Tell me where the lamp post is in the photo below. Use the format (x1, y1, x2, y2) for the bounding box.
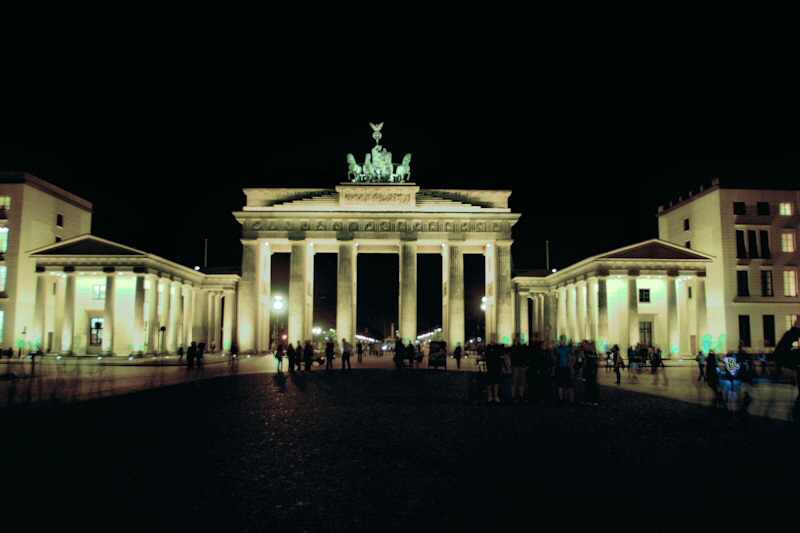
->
(271, 295, 285, 351)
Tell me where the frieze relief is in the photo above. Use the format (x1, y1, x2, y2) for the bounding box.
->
(249, 218, 503, 235)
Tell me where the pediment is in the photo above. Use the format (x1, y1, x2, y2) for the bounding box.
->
(29, 235, 148, 257)
(598, 239, 712, 261)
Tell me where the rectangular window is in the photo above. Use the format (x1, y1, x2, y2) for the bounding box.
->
(761, 270, 774, 296)
(748, 230, 760, 258)
(639, 321, 652, 346)
(737, 271, 750, 296)
(784, 270, 798, 297)
(782, 232, 796, 253)
(639, 288, 650, 303)
(89, 317, 104, 345)
(779, 202, 793, 216)
(92, 285, 106, 300)
(56, 214, 64, 227)
(734, 202, 746, 215)
(0, 265, 6, 292)
(685, 241, 691, 249)
(736, 230, 747, 259)
(0, 196, 10, 209)
(763, 315, 776, 347)
(688, 286, 693, 299)
(760, 230, 771, 258)
(757, 202, 770, 215)
(738, 315, 751, 347)
(683, 218, 690, 231)
(0, 227, 8, 254)
(0, 310, 4, 344)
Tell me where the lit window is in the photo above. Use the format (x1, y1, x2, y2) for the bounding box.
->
(0, 265, 6, 292)
(784, 270, 798, 297)
(782, 232, 796, 253)
(0, 227, 7, 253)
(92, 285, 106, 300)
(779, 202, 793, 216)
(0, 196, 9, 209)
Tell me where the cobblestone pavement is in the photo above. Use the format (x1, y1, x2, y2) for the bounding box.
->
(1, 354, 798, 532)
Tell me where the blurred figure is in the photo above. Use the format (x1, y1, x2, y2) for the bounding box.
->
(303, 340, 313, 371)
(553, 336, 574, 404)
(611, 344, 622, 384)
(453, 344, 462, 370)
(287, 343, 296, 372)
(509, 334, 528, 402)
(581, 340, 599, 405)
(695, 350, 707, 381)
(706, 350, 723, 411)
(767, 316, 800, 424)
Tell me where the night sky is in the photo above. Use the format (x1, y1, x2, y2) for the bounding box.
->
(3, 42, 799, 338)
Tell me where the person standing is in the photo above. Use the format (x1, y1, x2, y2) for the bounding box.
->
(553, 336, 574, 404)
(509, 334, 528, 402)
(325, 339, 335, 371)
(611, 344, 622, 384)
(177, 345, 184, 365)
(304, 340, 314, 372)
(581, 340, 599, 405)
(357, 341, 364, 364)
(485, 338, 505, 402)
(287, 343, 296, 372)
(275, 343, 284, 372)
(695, 350, 707, 381)
(186, 341, 197, 370)
(341, 338, 352, 371)
(706, 350, 723, 410)
(453, 344, 462, 370)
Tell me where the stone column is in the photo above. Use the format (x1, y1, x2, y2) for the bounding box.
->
(53, 275, 65, 354)
(628, 274, 639, 346)
(132, 274, 146, 355)
(587, 279, 598, 344)
(483, 244, 495, 342)
(695, 275, 709, 352)
(446, 242, 465, 350)
(288, 240, 309, 346)
(556, 287, 567, 342)
(213, 292, 223, 352)
(161, 278, 172, 354)
(147, 277, 159, 354)
(398, 241, 417, 345)
(237, 240, 258, 353)
(518, 293, 529, 343)
(545, 291, 556, 343)
(183, 286, 194, 348)
(337, 241, 357, 347)
(167, 282, 179, 353)
(33, 272, 47, 351)
(222, 289, 234, 352)
(576, 281, 587, 341)
(666, 274, 679, 356)
(495, 242, 514, 345)
(597, 277, 609, 348)
(102, 273, 115, 355)
(567, 285, 577, 343)
(63, 272, 76, 355)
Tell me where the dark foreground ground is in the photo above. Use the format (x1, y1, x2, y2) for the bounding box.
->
(2, 369, 798, 533)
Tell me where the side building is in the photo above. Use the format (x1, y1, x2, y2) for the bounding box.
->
(656, 178, 799, 354)
(0, 171, 92, 353)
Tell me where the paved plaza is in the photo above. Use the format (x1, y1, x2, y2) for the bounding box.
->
(1, 352, 798, 532)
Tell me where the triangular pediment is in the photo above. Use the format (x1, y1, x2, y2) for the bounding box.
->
(598, 239, 712, 261)
(29, 234, 148, 257)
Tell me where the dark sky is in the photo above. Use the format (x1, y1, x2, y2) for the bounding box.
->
(2, 42, 799, 337)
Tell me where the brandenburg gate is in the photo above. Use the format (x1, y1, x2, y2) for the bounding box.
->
(233, 124, 520, 352)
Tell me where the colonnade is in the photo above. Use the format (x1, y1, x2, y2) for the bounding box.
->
(31, 269, 235, 355)
(521, 272, 709, 355)
(237, 239, 516, 353)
